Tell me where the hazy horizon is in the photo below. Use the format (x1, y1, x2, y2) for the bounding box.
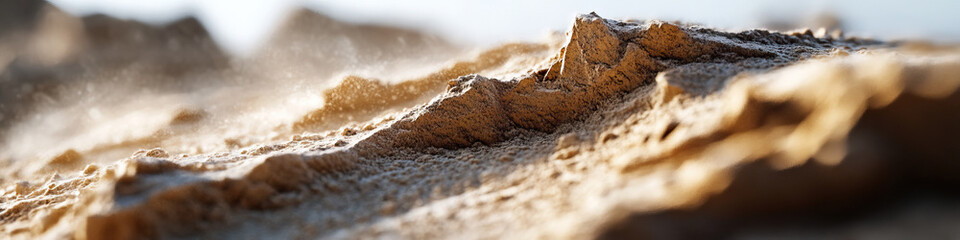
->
(48, 0, 960, 55)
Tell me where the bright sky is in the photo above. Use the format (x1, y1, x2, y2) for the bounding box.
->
(48, 0, 960, 55)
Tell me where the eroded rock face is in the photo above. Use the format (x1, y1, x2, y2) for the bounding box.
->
(3, 11, 960, 240)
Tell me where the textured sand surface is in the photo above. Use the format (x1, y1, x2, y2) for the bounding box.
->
(2, 6, 960, 240)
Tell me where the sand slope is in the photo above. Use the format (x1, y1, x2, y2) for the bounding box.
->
(2, 10, 960, 240)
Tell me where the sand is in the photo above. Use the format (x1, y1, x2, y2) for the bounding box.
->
(2, 5, 960, 240)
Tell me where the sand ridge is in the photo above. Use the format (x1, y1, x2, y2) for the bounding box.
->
(1, 10, 960, 240)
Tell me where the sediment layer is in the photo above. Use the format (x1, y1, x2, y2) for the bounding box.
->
(2, 12, 960, 240)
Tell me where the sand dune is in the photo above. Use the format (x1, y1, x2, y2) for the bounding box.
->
(1, 6, 960, 240)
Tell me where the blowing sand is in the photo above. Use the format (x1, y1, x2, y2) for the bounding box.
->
(2, 5, 960, 240)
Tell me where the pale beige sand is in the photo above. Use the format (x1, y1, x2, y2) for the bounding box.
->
(1, 6, 960, 240)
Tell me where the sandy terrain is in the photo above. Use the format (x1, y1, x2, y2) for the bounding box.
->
(2, 3, 960, 240)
